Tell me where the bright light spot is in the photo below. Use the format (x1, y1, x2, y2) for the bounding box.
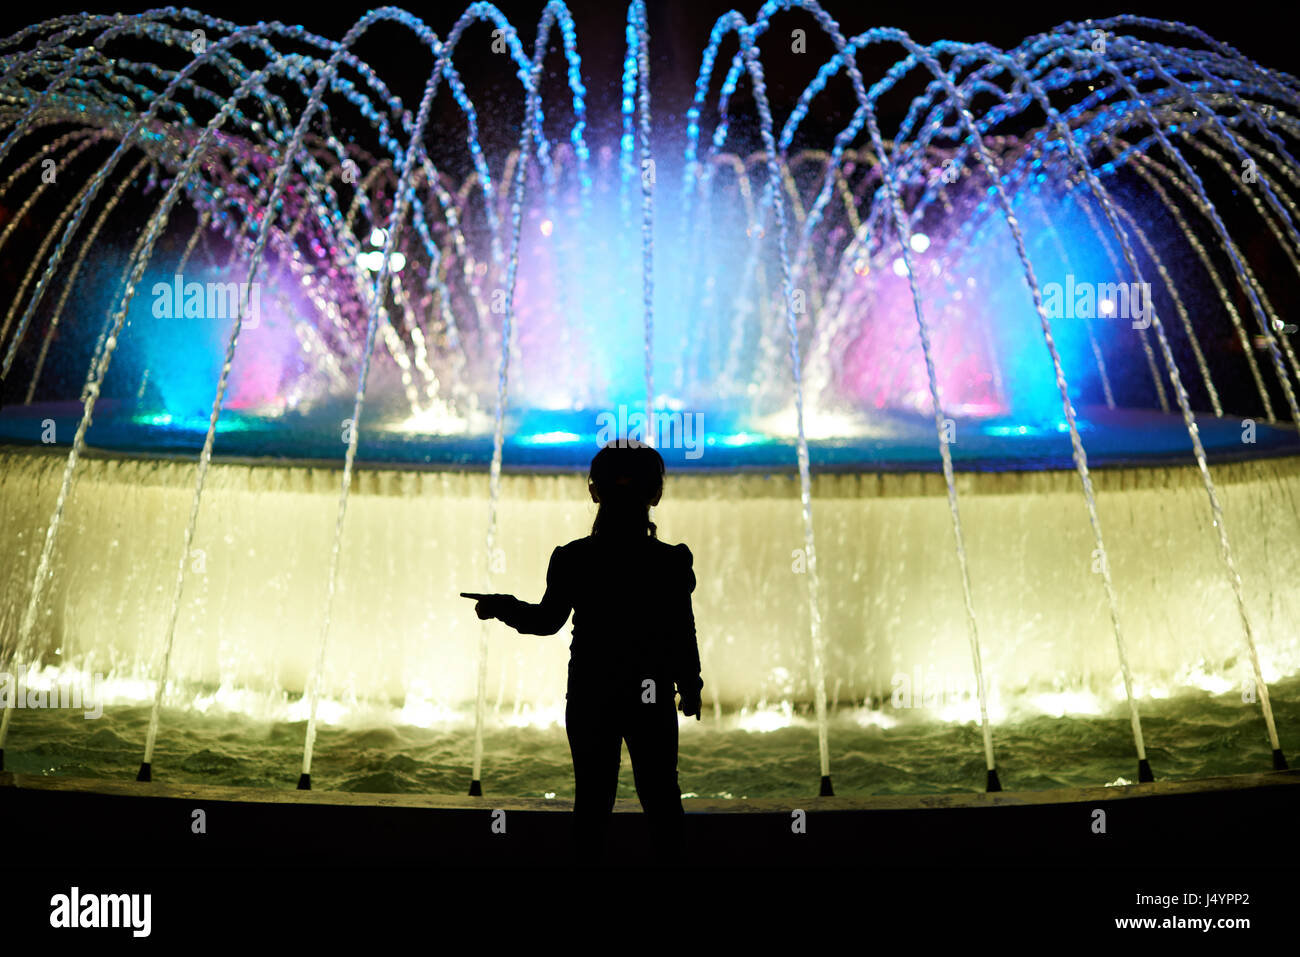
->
(853, 257, 870, 276)
(358, 251, 405, 274)
(892, 257, 909, 277)
(287, 695, 346, 726)
(1099, 299, 1115, 316)
(950, 400, 1004, 417)
(369, 227, 388, 248)
(909, 232, 931, 253)
(193, 684, 290, 717)
(1194, 673, 1235, 695)
(544, 792, 556, 799)
(518, 431, 581, 445)
(398, 697, 461, 728)
(15, 665, 154, 707)
(935, 699, 977, 723)
(382, 402, 479, 436)
(539, 219, 554, 237)
(853, 708, 898, 730)
(938, 697, 1006, 724)
(736, 710, 790, 733)
(757, 408, 885, 440)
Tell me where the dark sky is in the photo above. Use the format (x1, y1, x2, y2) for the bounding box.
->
(3, 1, 1293, 172)
(2, 2, 1293, 121)
(3, 1, 1289, 63)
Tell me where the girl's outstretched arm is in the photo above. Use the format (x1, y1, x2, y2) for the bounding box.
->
(470, 546, 572, 636)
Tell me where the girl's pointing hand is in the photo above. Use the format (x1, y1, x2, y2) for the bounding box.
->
(459, 592, 515, 621)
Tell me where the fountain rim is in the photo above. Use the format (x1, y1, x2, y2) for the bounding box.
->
(5, 439, 1300, 497)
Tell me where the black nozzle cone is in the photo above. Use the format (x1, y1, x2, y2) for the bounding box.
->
(819, 775, 833, 796)
(136, 762, 152, 782)
(986, 769, 1002, 792)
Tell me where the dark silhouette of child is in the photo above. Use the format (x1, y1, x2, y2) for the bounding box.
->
(463, 439, 702, 866)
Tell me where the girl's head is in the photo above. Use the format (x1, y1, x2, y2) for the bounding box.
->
(588, 439, 665, 539)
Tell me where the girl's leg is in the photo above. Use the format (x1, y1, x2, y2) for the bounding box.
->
(624, 698, 684, 865)
(564, 696, 622, 865)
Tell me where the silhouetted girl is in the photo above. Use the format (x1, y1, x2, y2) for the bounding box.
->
(463, 439, 702, 864)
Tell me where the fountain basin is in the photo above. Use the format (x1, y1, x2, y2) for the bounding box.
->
(1, 419, 1296, 730)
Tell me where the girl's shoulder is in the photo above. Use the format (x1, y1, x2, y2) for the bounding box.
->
(666, 540, 693, 562)
(563, 536, 692, 560)
(564, 537, 693, 588)
(652, 539, 695, 573)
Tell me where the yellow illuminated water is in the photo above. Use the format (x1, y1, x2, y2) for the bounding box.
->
(1, 446, 1297, 792)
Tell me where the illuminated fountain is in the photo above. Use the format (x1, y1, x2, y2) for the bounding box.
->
(0, 4, 1297, 797)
